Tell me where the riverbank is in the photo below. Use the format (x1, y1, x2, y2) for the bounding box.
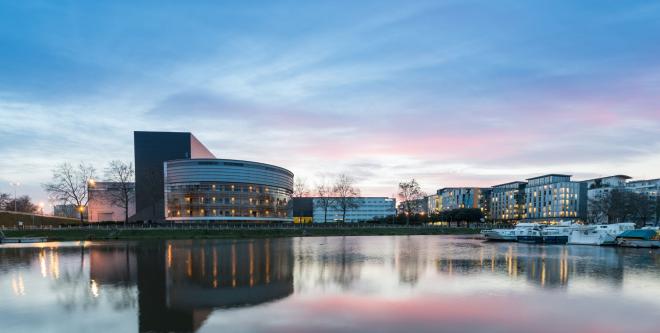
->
(2, 226, 481, 241)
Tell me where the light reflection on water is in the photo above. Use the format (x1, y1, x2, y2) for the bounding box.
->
(0, 236, 658, 333)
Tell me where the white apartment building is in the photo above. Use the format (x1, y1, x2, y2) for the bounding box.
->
(312, 197, 396, 223)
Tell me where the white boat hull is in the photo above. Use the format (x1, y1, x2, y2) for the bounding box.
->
(0, 237, 48, 244)
(481, 230, 516, 242)
(568, 233, 616, 246)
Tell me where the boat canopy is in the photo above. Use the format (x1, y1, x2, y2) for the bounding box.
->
(617, 229, 658, 240)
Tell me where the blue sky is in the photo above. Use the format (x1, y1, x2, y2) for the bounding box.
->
(1, 0, 660, 205)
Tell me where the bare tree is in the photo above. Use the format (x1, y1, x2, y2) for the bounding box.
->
(398, 179, 426, 225)
(43, 162, 96, 224)
(607, 189, 631, 223)
(656, 195, 660, 226)
(332, 174, 360, 223)
(628, 192, 653, 227)
(587, 196, 610, 224)
(293, 177, 310, 198)
(3, 195, 37, 213)
(104, 160, 135, 225)
(315, 182, 333, 223)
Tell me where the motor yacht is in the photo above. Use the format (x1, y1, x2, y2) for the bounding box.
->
(541, 222, 578, 244)
(481, 228, 516, 242)
(568, 223, 635, 246)
(514, 223, 544, 244)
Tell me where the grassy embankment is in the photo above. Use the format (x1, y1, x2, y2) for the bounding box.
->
(0, 211, 78, 228)
(1, 211, 481, 241)
(3, 225, 480, 241)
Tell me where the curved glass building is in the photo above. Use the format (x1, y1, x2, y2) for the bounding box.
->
(164, 159, 294, 222)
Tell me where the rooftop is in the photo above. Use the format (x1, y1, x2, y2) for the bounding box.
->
(525, 174, 572, 181)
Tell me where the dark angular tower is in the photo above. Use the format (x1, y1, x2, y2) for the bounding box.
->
(133, 131, 215, 221)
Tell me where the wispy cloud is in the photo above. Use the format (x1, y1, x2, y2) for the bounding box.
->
(0, 0, 659, 202)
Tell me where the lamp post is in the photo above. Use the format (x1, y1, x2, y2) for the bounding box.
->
(9, 181, 20, 212)
(87, 179, 95, 222)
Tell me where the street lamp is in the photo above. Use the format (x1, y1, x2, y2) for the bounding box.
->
(9, 181, 20, 212)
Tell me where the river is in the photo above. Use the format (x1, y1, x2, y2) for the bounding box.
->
(1, 235, 659, 332)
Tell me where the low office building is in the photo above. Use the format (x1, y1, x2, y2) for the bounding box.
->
(292, 197, 396, 223)
(87, 181, 136, 222)
(292, 197, 314, 224)
(164, 159, 294, 222)
(490, 181, 527, 222)
(398, 197, 429, 216)
(54, 204, 85, 219)
(523, 174, 587, 224)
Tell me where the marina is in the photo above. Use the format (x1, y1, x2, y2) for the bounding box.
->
(481, 222, 655, 247)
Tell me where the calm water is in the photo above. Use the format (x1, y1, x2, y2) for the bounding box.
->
(1, 236, 659, 333)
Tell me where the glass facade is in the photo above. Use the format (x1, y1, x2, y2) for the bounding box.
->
(166, 182, 291, 220)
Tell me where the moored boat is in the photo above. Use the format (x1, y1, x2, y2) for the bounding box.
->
(0, 230, 47, 244)
(616, 229, 660, 248)
(568, 223, 635, 246)
(481, 228, 516, 242)
(0, 237, 49, 244)
(542, 223, 578, 244)
(514, 223, 543, 244)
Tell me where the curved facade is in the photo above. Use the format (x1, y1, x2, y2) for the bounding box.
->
(164, 159, 294, 222)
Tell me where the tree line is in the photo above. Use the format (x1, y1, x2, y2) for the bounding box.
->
(294, 174, 361, 223)
(588, 189, 659, 226)
(0, 192, 38, 213)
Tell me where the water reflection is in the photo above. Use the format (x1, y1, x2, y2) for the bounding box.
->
(0, 236, 658, 333)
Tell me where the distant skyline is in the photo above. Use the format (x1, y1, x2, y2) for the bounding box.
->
(1, 1, 660, 206)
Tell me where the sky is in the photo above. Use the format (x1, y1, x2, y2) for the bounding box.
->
(1, 0, 660, 207)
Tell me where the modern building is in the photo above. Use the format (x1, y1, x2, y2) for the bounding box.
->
(437, 187, 491, 214)
(292, 197, 396, 223)
(292, 197, 314, 224)
(164, 159, 294, 222)
(87, 181, 136, 222)
(490, 181, 527, 222)
(522, 174, 587, 224)
(135, 131, 294, 223)
(426, 194, 441, 214)
(397, 197, 429, 216)
(134, 131, 215, 222)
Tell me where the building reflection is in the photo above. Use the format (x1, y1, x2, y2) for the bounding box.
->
(0, 239, 293, 333)
(92, 239, 295, 332)
(434, 243, 625, 288)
